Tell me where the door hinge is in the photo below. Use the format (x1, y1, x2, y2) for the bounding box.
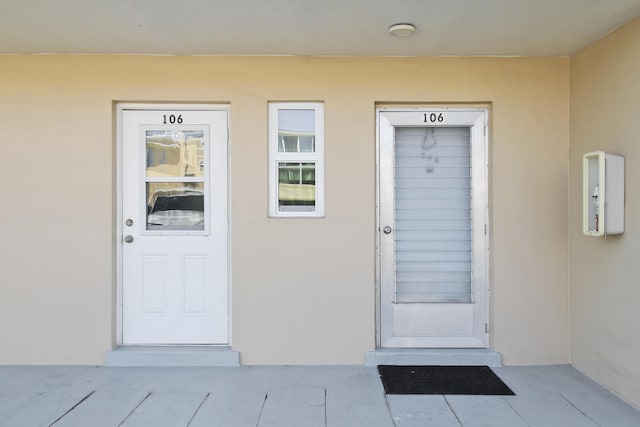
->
(484, 224, 487, 235)
(485, 323, 489, 334)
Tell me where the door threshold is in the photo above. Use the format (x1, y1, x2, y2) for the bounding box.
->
(105, 346, 240, 367)
(364, 349, 502, 367)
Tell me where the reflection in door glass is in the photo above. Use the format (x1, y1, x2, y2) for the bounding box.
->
(146, 182, 205, 230)
(146, 130, 205, 177)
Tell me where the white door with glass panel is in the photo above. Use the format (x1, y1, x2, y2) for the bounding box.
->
(120, 105, 228, 345)
(378, 108, 488, 348)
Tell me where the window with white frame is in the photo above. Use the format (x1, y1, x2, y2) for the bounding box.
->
(268, 102, 324, 217)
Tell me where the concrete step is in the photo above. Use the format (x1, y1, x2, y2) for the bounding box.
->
(364, 349, 502, 367)
(105, 346, 240, 367)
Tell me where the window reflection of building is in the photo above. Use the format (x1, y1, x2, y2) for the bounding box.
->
(269, 103, 324, 217)
(278, 130, 315, 153)
(146, 130, 205, 178)
(277, 129, 316, 208)
(145, 130, 206, 230)
(278, 162, 315, 206)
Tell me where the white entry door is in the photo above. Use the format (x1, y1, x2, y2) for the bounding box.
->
(378, 108, 488, 348)
(119, 105, 229, 345)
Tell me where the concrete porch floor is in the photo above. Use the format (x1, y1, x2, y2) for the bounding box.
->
(0, 365, 639, 426)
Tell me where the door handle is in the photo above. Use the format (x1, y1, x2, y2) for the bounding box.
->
(383, 226, 392, 234)
(124, 235, 134, 243)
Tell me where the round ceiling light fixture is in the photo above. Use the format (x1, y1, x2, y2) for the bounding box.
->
(388, 23, 416, 37)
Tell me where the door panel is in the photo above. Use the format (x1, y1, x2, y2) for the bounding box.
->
(378, 108, 488, 348)
(184, 256, 208, 314)
(120, 106, 228, 345)
(142, 255, 167, 313)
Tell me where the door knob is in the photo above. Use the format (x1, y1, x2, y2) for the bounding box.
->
(124, 235, 134, 243)
(383, 226, 392, 234)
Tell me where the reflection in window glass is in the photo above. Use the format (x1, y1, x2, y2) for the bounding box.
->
(277, 110, 315, 153)
(146, 130, 205, 177)
(278, 162, 315, 212)
(146, 182, 205, 230)
(269, 102, 323, 217)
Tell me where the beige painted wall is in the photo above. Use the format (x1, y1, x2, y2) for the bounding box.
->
(0, 55, 569, 365)
(570, 17, 640, 408)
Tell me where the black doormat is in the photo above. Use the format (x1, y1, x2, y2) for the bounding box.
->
(378, 365, 515, 395)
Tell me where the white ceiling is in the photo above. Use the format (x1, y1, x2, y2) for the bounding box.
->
(2, 0, 640, 56)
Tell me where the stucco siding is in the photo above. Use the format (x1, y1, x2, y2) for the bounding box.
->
(0, 55, 569, 365)
(570, 16, 640, 408)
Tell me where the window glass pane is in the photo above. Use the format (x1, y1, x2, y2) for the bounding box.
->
(298, 136, 315, 152)
(146, 130, 205, 177)
(277, 110, 315, 153)
(278, 162, 315, 212)
(146, 182, 205, 230)
(281, 135, 299, 152)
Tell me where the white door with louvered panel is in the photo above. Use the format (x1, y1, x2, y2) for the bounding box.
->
(378, 108, 488, 348)
(119, 105, 229, 345)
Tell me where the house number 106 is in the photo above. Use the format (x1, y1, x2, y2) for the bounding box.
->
(424, 113, 444, 123)
(163, 114, 183, 124)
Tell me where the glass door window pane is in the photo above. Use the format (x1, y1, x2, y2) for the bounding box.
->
(144, 127, 207, 232)
(146, 182, 205, 230)
(146, 130, 205, 177)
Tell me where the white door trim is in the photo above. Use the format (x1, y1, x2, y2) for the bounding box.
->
(115, 103, 231, 346)
(375, 106, 490, 348)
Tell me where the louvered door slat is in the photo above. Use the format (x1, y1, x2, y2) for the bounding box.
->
(394, 127, 472, 303)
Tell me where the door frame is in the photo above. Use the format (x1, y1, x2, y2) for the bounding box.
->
(115, 103, 231, 346)
(375, 105, 491, 348)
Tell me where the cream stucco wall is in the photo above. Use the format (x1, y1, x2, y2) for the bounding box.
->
(570, 17, 640, 408)
(0, 55, 569, 365)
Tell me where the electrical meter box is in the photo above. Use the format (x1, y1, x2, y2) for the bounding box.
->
(583, 151, 624, 237)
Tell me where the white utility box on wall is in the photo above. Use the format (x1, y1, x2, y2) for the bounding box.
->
(583, 151, 625, 237)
